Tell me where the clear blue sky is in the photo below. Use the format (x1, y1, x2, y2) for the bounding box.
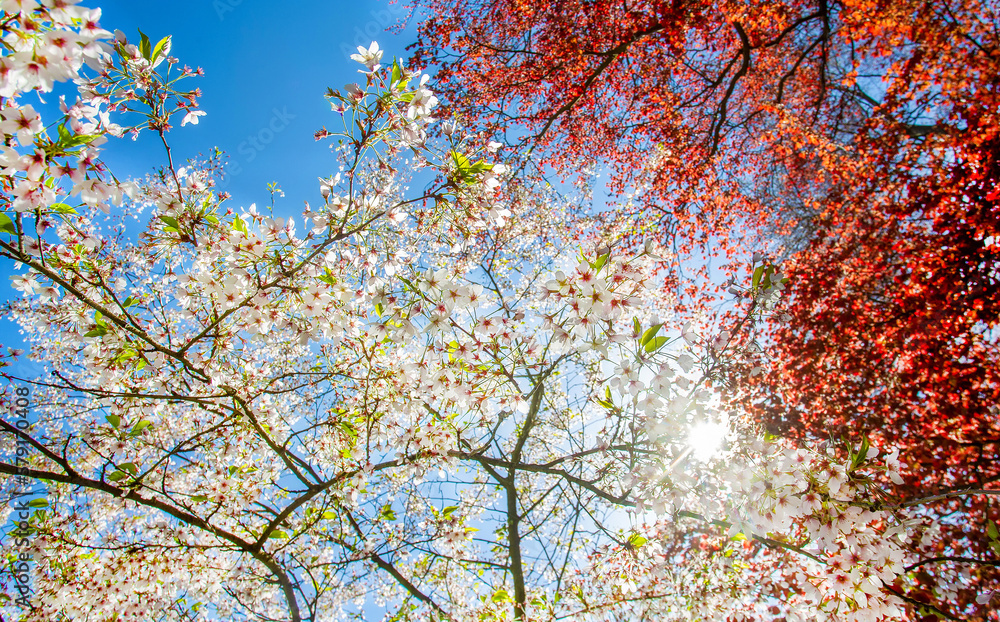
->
(95, 0, 420, 208)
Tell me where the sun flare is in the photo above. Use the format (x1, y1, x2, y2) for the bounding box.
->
(688, 421, 727, 462)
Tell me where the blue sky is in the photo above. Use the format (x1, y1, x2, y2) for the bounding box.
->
(94, 0, 421, 208)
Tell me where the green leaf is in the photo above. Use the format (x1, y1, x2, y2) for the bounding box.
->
(988, 520, 999, 541)
(50, 203, 78, 216)
(338, 421, 357, 440)
(123, 296, 139, 308)
(644, 335, 668, 353)
(593, 252, 609, 272)
(151, 35, 171, 63)
(442, 505, 458, 519)
(380, 505, 397, 522)
(627, 533, 647, 548)
(106, 414, 121, 428)
(851, 436, 871, 471)
(322, 510, 337, 520)
(118, 462, 137, 475)
(268, 530, 288, 539)
(751, 265, 765, 290)
(27, 498, 48, 508)
(115, 348, 138, 363)
(84, 326, 109, 338)
(492, 589, 511, 604)
(640, 324, 662, 347)
(138, 29, 152, 60)
(632, 317, 641, 335)
(231, 215, 247, 233)
(190, 495, 209, 502)
(468, 160, 492, 175)
(159, 215, 179, 229)
(56, 132, 101, 151)
(130, 420, 153, 436)
(0, 213, 17, 234)
(108, 470, 128, 482)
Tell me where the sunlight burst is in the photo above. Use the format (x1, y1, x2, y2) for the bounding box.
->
(688, 420, 727, 461)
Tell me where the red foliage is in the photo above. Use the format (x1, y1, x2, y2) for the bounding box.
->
(412, 0, 1000, 616)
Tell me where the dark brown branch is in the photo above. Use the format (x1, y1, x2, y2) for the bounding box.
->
(709, 23, 752, 156)
(532, 24, 664, 144)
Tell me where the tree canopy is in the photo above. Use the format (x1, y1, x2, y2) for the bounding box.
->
(0, 2, 997, 622)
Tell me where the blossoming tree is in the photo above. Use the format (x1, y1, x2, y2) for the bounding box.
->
(0, 3, 996, 622)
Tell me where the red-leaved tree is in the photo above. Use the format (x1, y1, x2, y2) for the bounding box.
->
(411, 0, 1000, 617)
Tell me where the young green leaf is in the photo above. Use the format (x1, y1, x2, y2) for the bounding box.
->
(138, 29, 152, 60)
(644, 335, 669, 353)
(640, 324, 662, 347)
(0, 213, 17, 235)
(627, 533, 647, 548)
(492, 589, 511, 603)
(151, 35, 171, 63)
(130, 420, 153, 436)
(159, 215, 180, 229)
(84, 326, 109, 338)
(380, 505, 397, 521)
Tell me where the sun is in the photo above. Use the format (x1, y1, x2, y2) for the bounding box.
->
(688, 420, 727, 461)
